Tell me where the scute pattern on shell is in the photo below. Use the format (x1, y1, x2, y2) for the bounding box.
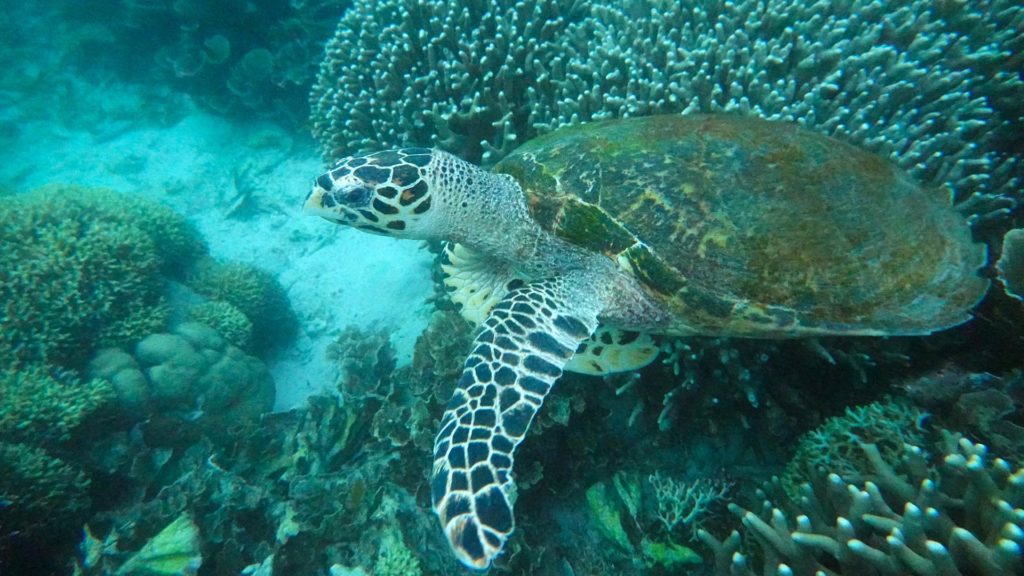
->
(494, 115, 987, 337)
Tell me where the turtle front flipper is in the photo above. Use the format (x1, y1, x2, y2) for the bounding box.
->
(431, 277, 600, 569)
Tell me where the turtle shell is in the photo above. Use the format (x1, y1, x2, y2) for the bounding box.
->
(493, 114, 986, 337)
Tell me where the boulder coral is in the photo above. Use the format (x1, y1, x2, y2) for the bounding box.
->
(87, 322, 275, 430)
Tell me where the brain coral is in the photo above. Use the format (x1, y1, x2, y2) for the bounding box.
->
(311, 0, 1022, 203)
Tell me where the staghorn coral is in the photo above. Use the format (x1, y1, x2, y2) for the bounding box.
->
(649, 473, 732, 538)
(699, 432, 1024, 575)
(583, 471, 712, 570)
(311, 0, 1022, 206)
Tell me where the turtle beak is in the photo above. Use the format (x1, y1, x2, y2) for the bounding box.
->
(303, 176, 348, 222)
(303, 181, 330, 215)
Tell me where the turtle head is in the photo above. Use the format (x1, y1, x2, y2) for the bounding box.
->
(307, 148, 533, 249)
(304, 147, 439, 238)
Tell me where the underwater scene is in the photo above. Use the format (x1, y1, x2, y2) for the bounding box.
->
(0, 0, 1022, 575)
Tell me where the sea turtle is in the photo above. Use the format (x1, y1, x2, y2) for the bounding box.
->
(303, 114, 986, 569)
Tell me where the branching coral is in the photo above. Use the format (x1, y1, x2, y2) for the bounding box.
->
(0, 442, 91, 537)
(0, 367, 114, 445)
(312, 0, 1022, 205)
(187, 257, 298, 355)
(0, 186, 192, 369)
(0, 185, 206, 369)
(583, 471, 711, 570)
(649, 473, 732, 537)
(310, 0, 593, 163)
(700, 432, 1024, 575)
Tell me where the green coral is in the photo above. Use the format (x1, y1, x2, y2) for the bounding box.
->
(187, 257, 297, 354)
(372, 526, 422, 576)
(0, 441, 90, 535)
(780, 398, 926, 497)
(0, 367, 115, 444)
(0, 367, 113, 539)
(700, 431, 1024, 575)
(585, 472, 705, 570)
(132, 323, 275, 426)
(186, 300, 253, 351)
(0, 185, 205, 369)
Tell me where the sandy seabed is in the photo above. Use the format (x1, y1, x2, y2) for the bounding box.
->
(0, 86, 435, 411)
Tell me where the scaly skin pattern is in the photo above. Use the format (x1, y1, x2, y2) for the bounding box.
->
(303, 115, 985, 569)
(305, 146, 665, 569)
(430, 276, 601, 568)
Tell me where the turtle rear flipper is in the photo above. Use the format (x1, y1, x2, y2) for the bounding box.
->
(431, 277, 601, 569)
(567, 327, 659, 375)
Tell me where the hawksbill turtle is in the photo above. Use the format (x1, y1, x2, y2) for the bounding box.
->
(303, 114, 986, 569)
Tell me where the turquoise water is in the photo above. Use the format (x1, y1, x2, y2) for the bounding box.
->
(1, 1, 1022, 575)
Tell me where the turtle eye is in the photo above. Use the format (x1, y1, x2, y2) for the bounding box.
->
(340, 185, 373, 206)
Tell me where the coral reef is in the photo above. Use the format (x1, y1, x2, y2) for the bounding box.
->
(59, 0, 350, 122)
(700, 431, 1024, 575)
(0, 441, 91, 538)
(187, 257, 299, 355)
(311, 0, 1022, 212)
(79, 513, 203, 576)
(998, 228, 1024, 300)
(899, 366, 1024, 465)
(780, 399, 927, 497)
(583, 470, 717, 571)
(0, 186, 189, 369)
(0, 367, 115, 445)
(186, 300, 254, 351)
(87, 322, 275, 434)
